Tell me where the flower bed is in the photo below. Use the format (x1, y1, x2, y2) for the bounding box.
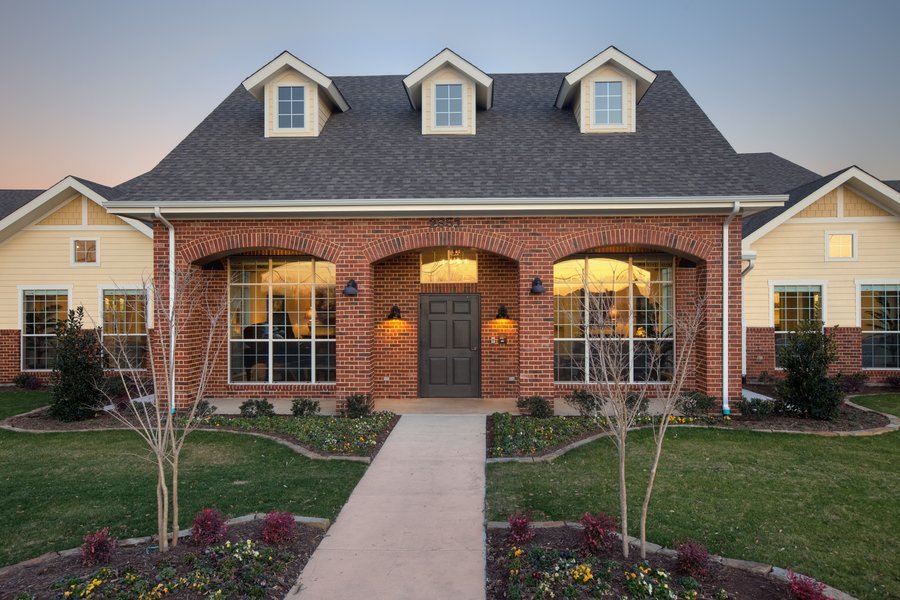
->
(488, 413, 609, 458)
(202, 412, 398, 457)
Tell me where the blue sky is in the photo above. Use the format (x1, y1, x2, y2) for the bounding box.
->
(0, 0, 898, 188)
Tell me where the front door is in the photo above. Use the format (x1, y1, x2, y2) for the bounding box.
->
(419, 294, 480, 397)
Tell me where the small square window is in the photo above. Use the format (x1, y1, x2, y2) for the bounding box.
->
(73, 239, 97, 264)
(277, 86, 305, 129)
(827, 233, 855, 260)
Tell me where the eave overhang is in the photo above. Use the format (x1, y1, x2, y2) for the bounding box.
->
(242, 51, 350, 112)
(555, 46, 657, 109)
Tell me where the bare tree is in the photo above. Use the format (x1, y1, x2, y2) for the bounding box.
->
(98, 266, 226, 552)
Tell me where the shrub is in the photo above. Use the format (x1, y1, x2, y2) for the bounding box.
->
(81, 527, 115, 566)
(342, 394, 371, 418)
(886, 376, 900, 391)
(516, 396, 553, 418)
(735, 396, 775, 419)
(291, 397, 320, 417)
(788, 571, 828, 600)
(579, 511, 617, 553)
(191, 508, 228, 546)
(262, 511, 298, 545)
(757, 371, 775, 385)
(192, 399, 217, 419)
(49, 307, 104, 422)
(836, 371, 868, 394)
(101, 376, 128, 401)
(506, 512, 535, 544)
(12, 373, 41, 390)
(680, 391, 718, 417)
(239, 398, 275, 418)
(676, 540, 710, 579)
(775, 320, 844, 420)
(565, 389, 604, 417)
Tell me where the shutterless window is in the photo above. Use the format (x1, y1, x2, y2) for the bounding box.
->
(773, 285, 822, 367)
(22, 290, 68, 370)
(553, 255, 674, 383)
(861, 284, 900, 369)
(101, 290, 148, 370)
(228, 257, 335, 384)
(73, 240, 97, 264)
(277, 86, 305, 129)
(420, 248, 477, 283)
(435, 84, 463, 127)
(594, 81, 623, 125)
(827, 233, 854, 259)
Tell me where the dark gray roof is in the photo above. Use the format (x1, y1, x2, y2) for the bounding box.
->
(73, 176, 128, 200)
(0, 189, 43, 220)
(887, 180, 900, 192)
(739, 152, 821, 195)
(118, 71, 764, 204)
(742, 168, 848, 237)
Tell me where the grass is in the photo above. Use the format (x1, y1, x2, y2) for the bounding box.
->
(0, 388, 51, 420)
(487, 419, 899, 599)
(0, 391, 367, 567)
(852, 392, 900, 417)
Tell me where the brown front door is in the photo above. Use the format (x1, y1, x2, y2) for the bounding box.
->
(419, 294, 480, 397)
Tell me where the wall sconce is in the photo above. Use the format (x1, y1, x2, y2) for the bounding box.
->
(495, 304, 510, 319)
(342, 279, 358, 296)
(387, 305, 402, 320)
(530, 277, 546, 294)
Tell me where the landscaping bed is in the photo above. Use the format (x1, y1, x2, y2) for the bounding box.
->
(2, 519, 323, 599)
(487, 527, 790, 599)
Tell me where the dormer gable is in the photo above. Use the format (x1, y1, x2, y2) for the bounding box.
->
(555, 46, 657, 134)
(242, 51, 349, 138)
(402, 49, 493, 136)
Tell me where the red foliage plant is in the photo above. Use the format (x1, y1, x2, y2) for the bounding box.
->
(81, 527, 116, 566)
(507, 512, 535, 544)
(788, 572, 828, 600)
(579, 512, 618, 553)
(676, 540, 710, 579)
(191, 508, 228, 546)
(262, 511, 298, 545)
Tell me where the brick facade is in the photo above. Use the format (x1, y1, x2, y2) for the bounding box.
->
(0, 330, 21, 383)
(153, 215, 745, 411)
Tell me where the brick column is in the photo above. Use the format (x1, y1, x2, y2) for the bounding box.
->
(0, 330, 21, 384)
(745, 327, 776, 382)
(518, 250, 553, 403)
(336, 259, 374, 412)
(827, 327, 862, 376)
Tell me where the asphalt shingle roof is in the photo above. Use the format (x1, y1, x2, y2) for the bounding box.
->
(118, 71, 764, 204)
(742, 168, 848, 237)
(886, 180, 900, 192)
(0, 189, 43, 221)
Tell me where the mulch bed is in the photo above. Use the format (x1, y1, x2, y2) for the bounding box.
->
(0, 520, 324, 599)
(722, 402, 888, 432)
(486, 415, 609, 459)
(486, 527, 791, 599)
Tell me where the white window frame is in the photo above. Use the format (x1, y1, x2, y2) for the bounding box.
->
(18, 285, 72, 372)
(274, 84, 306, 131)
(769, 280, 827, 370)
(432, 82, 466, 130)
(70, 237, 100, 267)
(98, 286, 149, 372)
(824, 230, 857, 262)
(856, 279, 900, 371)
(592, 80, 625, 127)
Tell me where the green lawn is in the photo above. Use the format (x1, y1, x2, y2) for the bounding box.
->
(0, 391, 367, 567)
(0, 388, 51, 419)
(487, 408, 899, 599)
(852, 393, 900, 417)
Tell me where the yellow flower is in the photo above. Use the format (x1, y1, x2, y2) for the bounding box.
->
(514, 548, 524, 557)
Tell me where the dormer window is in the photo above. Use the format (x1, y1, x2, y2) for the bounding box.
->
(594, 81, 623, 125)
(277, 86, 305, 129)
(435, 84, 463, 127)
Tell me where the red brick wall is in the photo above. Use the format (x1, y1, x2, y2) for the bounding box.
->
(828, 327, 862, 377)
(153, 215, 743, 410)
(745, 327, 776, 382)
(0, 330, 21, 384)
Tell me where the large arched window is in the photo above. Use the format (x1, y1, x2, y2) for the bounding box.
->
(554, 254, 674, 383)
(228, 256, 336, 383)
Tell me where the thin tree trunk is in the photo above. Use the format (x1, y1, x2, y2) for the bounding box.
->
(157, 458, 170, 553)
(618, 440, 629, 558)
(639, 429, 667, 559)
(170, 452, 180, 548)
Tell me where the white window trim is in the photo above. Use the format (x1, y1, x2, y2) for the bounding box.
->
(98, 285, 149, 372)
(591, 80, 625, 127)
(824, 230, 857, 262)
(768, 280, 828, 328)
(18, 285, 72, 372)
(272, 84, 310, 133)
(588, 77, 635, 131)
(70, 237, 100, 267)
(431, 81, 468, 131)
(855, 279, 900, 371)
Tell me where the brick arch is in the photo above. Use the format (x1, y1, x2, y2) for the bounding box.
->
(363, 228, 525, 263)
(180, 231, 342, 265)
(547, 225, 714, 263)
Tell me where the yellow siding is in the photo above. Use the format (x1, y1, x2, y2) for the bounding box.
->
(86, 200, 124, 225)
(744, 218, 900, 328)
(264, 70, 318, 138)
(317, 88, 332, 134)
(844, 188, 890, 217)
(421, 66, 476, 135)
(796, 190, 837, 218)
(37, 196, 83, 225)
(0, 227, 153, 329)
(579, 65, 636, 134)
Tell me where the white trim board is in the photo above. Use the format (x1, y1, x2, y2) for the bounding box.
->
(242, 51, 349, 112)
(403, 48, 493, 111)
(768, 280, 829, 328)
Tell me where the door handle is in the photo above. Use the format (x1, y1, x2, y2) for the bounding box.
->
(472, 346, 479, 351)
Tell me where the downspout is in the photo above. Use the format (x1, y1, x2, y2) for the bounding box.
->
(721, 202, 740, 415)
(740, 254, 757, 382)
(154, 207, 177, 414)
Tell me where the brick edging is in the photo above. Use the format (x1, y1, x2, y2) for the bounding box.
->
(0, 512, 331, 580)
(484, 521, 857, 600)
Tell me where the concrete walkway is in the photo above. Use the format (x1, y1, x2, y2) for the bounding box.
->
(289, 414, 486, 600)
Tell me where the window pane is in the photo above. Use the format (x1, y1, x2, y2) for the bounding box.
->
(435, 113, 449, 127)
(278, 87, 291, 101)
(278, 115, 291, 128)
(448, 112, 463, 127)
(773, 286, 821, 333)
(828, 234, 853, 258)
(435, 84, 463, 127)
(420, 248, 477, 283)
(554, 340, 585, 382)
(21, 290, 68, 370)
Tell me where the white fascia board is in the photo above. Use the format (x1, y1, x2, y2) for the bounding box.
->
(403, 49, 494, 110)
(556, 46, 658, 109)
(743, 166, 900, 247)
(242, 51, 349, 112)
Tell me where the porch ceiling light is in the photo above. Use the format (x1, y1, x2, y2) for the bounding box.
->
(343, 279, 359, 296)
(530, 277, 546, 294)
(496, 304, 510, 320)
(387, 305, 402, 320)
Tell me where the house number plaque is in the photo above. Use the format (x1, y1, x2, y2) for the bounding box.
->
(429, 217, 462, 228)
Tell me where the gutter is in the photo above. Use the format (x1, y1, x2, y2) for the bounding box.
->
(722, 202, 740, 415)
(154, 207, 176, 414)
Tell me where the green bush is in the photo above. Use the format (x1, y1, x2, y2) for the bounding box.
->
(48, 307, 104, 422)
(342, 394, 371, 418)
(680, 391, 718, 417)
(775, 320, 844, 420)
(836, 371, 868, 394)
(291, 398, 320, 417)
(13, 373, 42, 390)
(735, 396, 775, 418)
(516, 396, 553, 418)
(564, 389, 604, 417)
(238, 398, 275, 418)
